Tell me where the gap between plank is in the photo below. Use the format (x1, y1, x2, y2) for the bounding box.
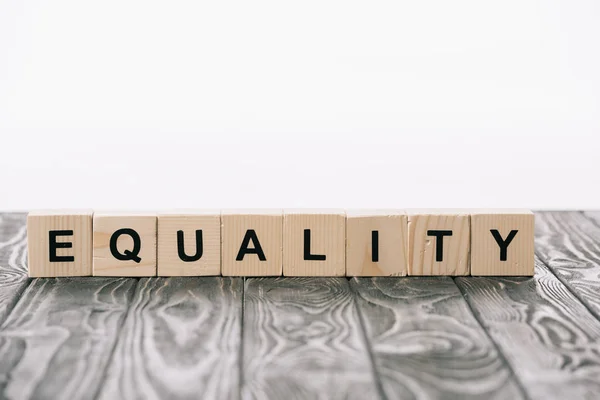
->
(452, 277, 531, 400)
(348, 278, 388, 400)
(238, 277, 245, 400)
(91, 277, 140, 400)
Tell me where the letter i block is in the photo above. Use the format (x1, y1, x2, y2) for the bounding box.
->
(221, 209, 283, 276)
(283, 209, 346, 277)
(157, 211, 221, 276)
(346, 210, 408, 276)
(407, 209, 470, 276)
(93, 212, 157, 276)
(470, 209, 534, 276)
(27, 210, 93, 277)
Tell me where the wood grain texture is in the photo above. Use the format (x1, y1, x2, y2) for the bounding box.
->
(351, 276, 523, 400)
(0, 213, 29, 324)
(283, 210, 346, 277)
(27, 210, 93, 277)
(407, 210, 470, 276)
(535, 211, 600, 316)
(243, 277, 380, 399)
(470, 209, 534, 276)
(98, 277, 242, 400)
(0, 277, 135, 400)
(93, 213, 157, 277)
(455, 256, 600, 399)
(157, 211, 221, 276)
(222, 210, 282, 276)
(346, 210, 408, 277)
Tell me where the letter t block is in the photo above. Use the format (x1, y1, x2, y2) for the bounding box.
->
(470, 209, 534, 276)
(27, 210, 93, 277)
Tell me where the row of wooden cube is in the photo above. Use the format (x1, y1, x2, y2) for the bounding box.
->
(27, 209, 534, 277)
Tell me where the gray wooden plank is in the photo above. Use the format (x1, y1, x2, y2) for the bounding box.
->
(0, 277, 136, 400)
(582, 211, 600, 227)
(535, 211, 600, 316)
(243, 277, 380, 400)
(351, 276, 523, 400)
(97, 277, 243, 400)
(0, 213, 29, 324)
(455, 256, 600, 399)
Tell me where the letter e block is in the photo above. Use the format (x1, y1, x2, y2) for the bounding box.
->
(283, 209, 345, 277)
(471, 209, 534, 276)
(346, 210, 408, 276)
(27, 210, 93, 277)
(407, 209, 470, 276)
(158, 210, 221, 276)
(93, 212, 157, 276)
(221, 209, 282, 276)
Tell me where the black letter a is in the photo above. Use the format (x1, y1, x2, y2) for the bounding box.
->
(236, 229, 267, 261)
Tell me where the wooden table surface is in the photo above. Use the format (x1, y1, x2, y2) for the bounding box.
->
(1, 211, 600, 399)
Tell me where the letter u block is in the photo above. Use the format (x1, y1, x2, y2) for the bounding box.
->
(470, 209, 534, 276)
(407, 209, 470, 276)
(157, 211, 221, 276)
(283, 209, 346, 277)
(93, 212, 157, 276)
(27, 210, 93, 277)
(221, 209, 283, 276)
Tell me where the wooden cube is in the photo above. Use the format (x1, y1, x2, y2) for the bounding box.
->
(27, 210, 93, 277)
(470, 209, 534, 276)
(283, 209, 345, 277)
(221, 209, 282, 276)
(346, 210, 408, 276)
(93, 212, 157, 276)
(407, 209, 470, 276)
(157, 210, 221, 276)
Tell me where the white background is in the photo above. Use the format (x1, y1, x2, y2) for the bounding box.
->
(1, 0, 598, 210)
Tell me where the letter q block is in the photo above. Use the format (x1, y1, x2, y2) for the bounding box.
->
(27, 210, 93, 277)
(93, 212, 157, 277)
(470, 209, 534, 276)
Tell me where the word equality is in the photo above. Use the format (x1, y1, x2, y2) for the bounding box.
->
(26, 209, 535, 278)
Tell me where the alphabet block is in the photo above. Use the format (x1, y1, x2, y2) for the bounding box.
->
(157, 210, 221, 276)
(93, 212, 157, 276)
(346, 210, 408, 276)
(283, 209, 345, 276)
(27, 210, 93, 277)
(470, 209, 534, 276)
(221, 209, 282, 276)
(407, 209, 470, 276)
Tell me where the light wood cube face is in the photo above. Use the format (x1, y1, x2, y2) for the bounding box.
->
(408, 210, 470, 276)
(221, 210, 283, 276)
(471, 210, 534, 276)
(27, 210, 93, 277)
(157, 212, 221, 276)
(283, 210, 346, 277)
(93, 213, 157, 277)
(346, 210, 408, 276)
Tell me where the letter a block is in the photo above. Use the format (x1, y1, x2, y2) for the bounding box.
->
(283, 209, 346, 277)
(470, 209, 534, 276)
(221, 210, 283, 276)
(27, 210, 93, 277)
(346, 210, 408, 276)
(93, 212, 157, 276)
(157, 211, 221, 276)
(407, 209, 470, 276)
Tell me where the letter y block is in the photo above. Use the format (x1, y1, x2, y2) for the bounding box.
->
(470, 209, 534, 276)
